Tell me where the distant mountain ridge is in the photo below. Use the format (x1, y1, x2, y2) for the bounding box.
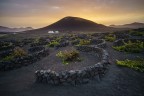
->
(0, 26, 33, 32)
(2, 17, 143, 34)
(109, 22, 144, 29)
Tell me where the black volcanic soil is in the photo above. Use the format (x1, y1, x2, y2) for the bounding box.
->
(33, 46, 101, 72)
(0, 42, 144, 96)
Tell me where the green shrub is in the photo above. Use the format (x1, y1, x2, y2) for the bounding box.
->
(34, 38, 41, 43)
(71, 39, 79, 45)
(130, 31, 144, 36)
(1, 47, 27, 62)
(78, 39, 91, 46)
(13, 47, 27, 57)
(116, 58, 144, 72)
(56, 49, 81, 65)
(48, 40, 60, 47)
(2, 55, 14, 62)
(105, 34, 116, 42)
(113, 40, 144, 53)
(0, 42, 13, 51)
(55, 37, 62, 42)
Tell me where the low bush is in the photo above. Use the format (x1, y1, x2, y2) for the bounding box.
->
(48, 40, 60, 47)
(55, 37, 62, 42)
(71, 39, 79, 45)
(2, 55, 14, 62)
(116, 58, 144, 72)
(34, 37, 41, 43)
(1, 47, 27, 62)
(13, 47, 27, 57)
(105, 34, 116, 42)
(56, 49, 81, 65)
(113, 40, 144, 53)
(78, 39, 91, 46)
(0, 42, 14, 51)
(130, 31, 144, 36)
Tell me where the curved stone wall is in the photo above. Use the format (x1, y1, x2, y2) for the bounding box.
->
(0, 49, 49, 71)
(35, 46, 109, 85)
(71, 39, 106, 48)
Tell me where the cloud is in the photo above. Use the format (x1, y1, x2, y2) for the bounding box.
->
(51, 6, 61, 9)
(0, 0, 144, 27)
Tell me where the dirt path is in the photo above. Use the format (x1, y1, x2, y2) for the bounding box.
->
(0, 42, 144, 96)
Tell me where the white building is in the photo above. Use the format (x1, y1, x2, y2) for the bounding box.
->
(48, 31, 59, 34)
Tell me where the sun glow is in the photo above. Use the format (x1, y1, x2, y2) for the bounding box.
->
(0, 0, 144, 28)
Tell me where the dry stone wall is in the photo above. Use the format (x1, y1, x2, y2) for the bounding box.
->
(35, 45, 109, 85)
(0, 49, 49, 71)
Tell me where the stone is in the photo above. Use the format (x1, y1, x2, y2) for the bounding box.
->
(102, 60, 109, 64)
(35, 70, 41, 77)
(34, 41, 110, 85)
(82, 78, 89, 84)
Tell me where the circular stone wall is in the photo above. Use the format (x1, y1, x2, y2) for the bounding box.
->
(34, 46, 102, 72)
(35, 44, 109, 85)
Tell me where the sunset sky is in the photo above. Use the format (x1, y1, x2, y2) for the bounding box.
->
(0, 0, 144, 28)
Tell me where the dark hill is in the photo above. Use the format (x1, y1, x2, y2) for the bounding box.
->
(24, 16, 117, 34)
(42, 16, 112, 31)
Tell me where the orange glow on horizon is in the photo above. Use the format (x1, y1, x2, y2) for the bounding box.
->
(0, 0, 144, 28)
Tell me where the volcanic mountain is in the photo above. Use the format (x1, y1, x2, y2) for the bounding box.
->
(42, 16, 113, 31)
(25, 16, 116, 33)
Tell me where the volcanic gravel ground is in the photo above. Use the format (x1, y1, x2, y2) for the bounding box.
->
(0, 42, 144, 96)
(33, 46, 101, 72)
